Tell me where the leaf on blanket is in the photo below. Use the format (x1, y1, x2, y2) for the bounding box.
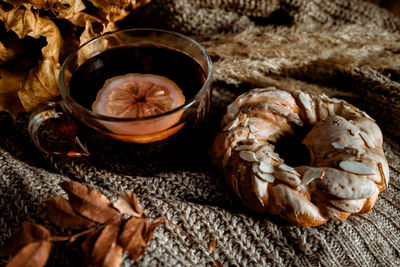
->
(102, 242, 123, 267)
(47, 197, 95, 230)
(2, 180, 185, 266)
(113, 191, 145, 218)
(90, 221, 121, 266)
(118, 217, 149, 260)
(144, 217, 168, 243)
(60, 181, 121, 224)
(0, 222, 50, 257)
(6, 241, 52, 267)
(209, 237, 217, 252)
(215, 259, 224, 267)
(81, 230, 100, 264)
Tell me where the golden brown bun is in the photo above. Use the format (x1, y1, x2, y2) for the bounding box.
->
(211, 88, 389, 226)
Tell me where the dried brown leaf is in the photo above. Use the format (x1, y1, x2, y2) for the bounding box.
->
(85, 0, 128, 22)
(60, 181, 121, 224)
(144, 217, 167, 243)
(0, 68, 26, 118)
(147, 217, 191, 243)
(215, 259, 224, 267)
(209, 237, 217, 252)
(18, 58, 60, 111)
(91, 221, 121, 266)
(118, 217, 149, 260)
(6, 241, 51, 267)
(0, 222, 50, 257)
(81, 230, 100, 264)
(0, 6, 61, 62)
(47, 196, 95, 230)
(85, 0, 150, 22)
(66, 12, 103, 27)
(113, 192, 144, 218)
(0, 5, 62, 112)
(3, 0, 86, 21)
(0, 41, 18, 64)
(102, 243, 123, 267)
(77, 20, 109, 66)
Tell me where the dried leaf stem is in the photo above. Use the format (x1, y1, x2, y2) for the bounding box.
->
(1, 180, 186, 267)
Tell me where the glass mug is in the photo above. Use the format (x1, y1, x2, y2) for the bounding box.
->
(28, 29, 213, 172)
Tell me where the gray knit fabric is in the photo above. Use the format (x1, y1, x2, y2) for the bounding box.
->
(2, 0, 400, 266)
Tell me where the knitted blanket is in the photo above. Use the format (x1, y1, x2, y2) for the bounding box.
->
(1, 0, 400, 266)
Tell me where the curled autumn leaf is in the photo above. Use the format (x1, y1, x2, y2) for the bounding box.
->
(47, 196, 95, 230)
(113, 191, 145, 218)
(3, 0, 87, 22)
(215, 259, 224, 267)
(118, 217, 149, 260)
(90, 221, 121, 266)
(2, 180, 187, 266)
(0, 40, 20, 65)
(0, 68, 26, 117)
(0, 0, 151, 117)
(102, 243, 123, 267)
(0, 4, 61, 114)
(86, 0, 150, 22)
(81, 230, 100, 264)
(0, 222, 50, 257)
(209, 237, 217, 252)
(60, 181, 121, 224)
(6, 241, 52, 267)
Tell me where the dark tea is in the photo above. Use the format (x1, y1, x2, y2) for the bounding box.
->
(29, 29, 213, 174)
(69, 46, 206, 111)
(64, 45, 209, 172)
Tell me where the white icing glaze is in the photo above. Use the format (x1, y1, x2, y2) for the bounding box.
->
(273, 184, 325, 221)
(317, 168, 376, 199)
(329, 199, 366, 213)
(350, 128, 359, 136)
(212, 88, 388, 226)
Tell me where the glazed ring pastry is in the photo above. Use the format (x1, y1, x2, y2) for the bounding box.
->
(211, 87, 389, 226)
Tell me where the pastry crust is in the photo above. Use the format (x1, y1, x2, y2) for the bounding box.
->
(211, 87, 389, 226)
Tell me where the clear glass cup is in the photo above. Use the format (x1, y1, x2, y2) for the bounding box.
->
(28, 28, 213, 171)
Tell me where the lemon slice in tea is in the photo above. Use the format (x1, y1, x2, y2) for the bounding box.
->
(92, 73, 186, 143)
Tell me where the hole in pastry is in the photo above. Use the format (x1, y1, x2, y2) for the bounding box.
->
(272, 126, 311, 167)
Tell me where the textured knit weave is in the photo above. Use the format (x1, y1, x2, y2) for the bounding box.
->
(1, 0, 400, 266)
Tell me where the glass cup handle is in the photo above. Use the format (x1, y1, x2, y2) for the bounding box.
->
(28, 101, 90, 157)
